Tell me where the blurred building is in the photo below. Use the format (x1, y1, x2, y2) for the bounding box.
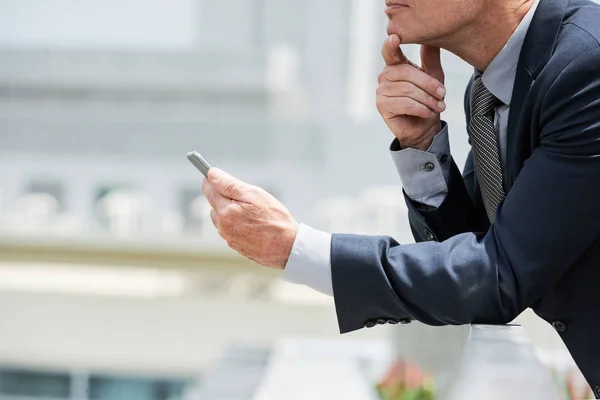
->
(0, 0, 474, 238)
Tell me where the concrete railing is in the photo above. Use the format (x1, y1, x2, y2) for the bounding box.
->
(441, 325, 565, 400)
(231, 325, 566, 400)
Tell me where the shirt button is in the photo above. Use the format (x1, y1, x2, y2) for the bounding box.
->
(387, 320, 399, 325)
(376, 319, 387, 325)
(594, 385, 600, 398)
(399, 319, 412, 325)
(440, 154, 449, 164)
(365, 321, 377, 328)
(552, 320, 568, 332)
(424, 162, 435, 172)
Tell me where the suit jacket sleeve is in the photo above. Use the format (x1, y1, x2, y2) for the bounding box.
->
(331, 52, 600, 333)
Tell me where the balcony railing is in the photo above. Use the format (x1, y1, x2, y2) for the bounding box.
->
(248, 325, 566, 400)
(442, 325, 564, 400)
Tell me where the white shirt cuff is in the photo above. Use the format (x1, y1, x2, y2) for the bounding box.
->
(281, 223, 333, 296)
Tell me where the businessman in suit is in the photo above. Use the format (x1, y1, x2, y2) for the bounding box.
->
(202, 0, 600, 394)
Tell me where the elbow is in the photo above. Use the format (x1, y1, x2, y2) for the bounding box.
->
(473, 308, 520, 326)
(471, 284, 523, 325)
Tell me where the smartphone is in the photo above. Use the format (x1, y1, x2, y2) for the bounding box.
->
(186, 151, 213, 177)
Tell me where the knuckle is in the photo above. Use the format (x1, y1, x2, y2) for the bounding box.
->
(403, 99, 415, 111)
(219, 206, 235, 226)
(378, 68, 391, 83)
(418, 104, 432, 118)
(216, 217, 227, 235)
(376, 83, 389, 98)
(429, 75, 442, 89)
(428, 96, 440, 110)
(397, 64, 411, 76)
(398, 82, 413, 96)
(210, 210, 218, 224)
(427, 80, 438, 94)
(378, 67, 390, 83)
(224, 182, 238, 196)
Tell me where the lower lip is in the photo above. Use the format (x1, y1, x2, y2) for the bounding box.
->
(385, 5, 409, 13)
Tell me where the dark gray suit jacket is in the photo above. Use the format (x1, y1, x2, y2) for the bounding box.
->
(330, 0, 600, 394)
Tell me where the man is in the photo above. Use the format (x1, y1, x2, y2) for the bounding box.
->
(202, 0, 600, 394)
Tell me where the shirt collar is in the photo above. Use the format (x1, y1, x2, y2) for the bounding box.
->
(476, 0, 540, 106)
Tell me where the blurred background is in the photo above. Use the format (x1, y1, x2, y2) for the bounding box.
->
(0, 0, 590, 399)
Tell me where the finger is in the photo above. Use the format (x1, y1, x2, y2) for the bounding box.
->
(379, 64, 446, 99)
(209, 208, 220, 230)
(377, 81, 446, 113)
(202, 179, 229, 211)
(208, 168, 250, 202)
(378, 97, 437, 119)
(381, 34, 409, 66)
(420, 45, 444, 84)
(202, 179, 217, 209)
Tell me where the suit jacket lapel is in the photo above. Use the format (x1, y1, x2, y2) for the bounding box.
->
(504, 0, 569, 191)
(505, 64, 533, 191)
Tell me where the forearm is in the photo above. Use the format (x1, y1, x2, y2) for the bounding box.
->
(331, 230, 520, 333)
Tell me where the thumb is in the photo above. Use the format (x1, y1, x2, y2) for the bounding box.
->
(208, 168, 248, 201)
(420, 45, 444, 83)
(382, 34, 409, 66)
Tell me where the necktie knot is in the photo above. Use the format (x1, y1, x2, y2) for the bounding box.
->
(471, 76, 499, 117)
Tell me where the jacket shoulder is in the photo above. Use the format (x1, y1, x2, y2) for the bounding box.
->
(537, 6, 600, 85)
(554, 0, 600, 57)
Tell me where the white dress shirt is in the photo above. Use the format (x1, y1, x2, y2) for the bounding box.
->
(281, 0, 540, 296)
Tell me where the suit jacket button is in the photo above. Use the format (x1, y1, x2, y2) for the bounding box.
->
(552, 320, 568, 332)
(365, 321, 377, 328)
(399, 319, 412, 325)
(425, 229, 435, 241)
(376, 319, 387, 325)
(594, 385, 600, 398)
(387, 320, 399, 325)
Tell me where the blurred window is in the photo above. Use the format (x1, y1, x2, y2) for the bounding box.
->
(260, 185, 282, 201)
(179, 186, 204, 229)
(0, 367, 191, 400)
(26, 179, 66, 211)
(0, 368, 70, 398)
(93, 183, 135, 231)
(0, 0, 198, 51)
(89, 376, 186, 400)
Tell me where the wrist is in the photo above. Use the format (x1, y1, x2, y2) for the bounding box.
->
(280, 220, 300, 270)
(398, 121, 442, 151)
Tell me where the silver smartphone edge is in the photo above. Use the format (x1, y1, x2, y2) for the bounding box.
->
(186, 151, 212, 177)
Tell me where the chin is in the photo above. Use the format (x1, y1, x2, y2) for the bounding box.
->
(388, 23, 439, 45)
(387, 22, 418, 44)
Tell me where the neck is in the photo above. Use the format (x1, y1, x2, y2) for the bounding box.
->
(433, 0, 534, 71)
